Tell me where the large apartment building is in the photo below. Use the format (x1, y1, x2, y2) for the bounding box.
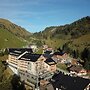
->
(7, 48, 33, 74)
(7, 48, 56, 88)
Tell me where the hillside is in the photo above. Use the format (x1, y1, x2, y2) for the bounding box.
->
(0, 18, 31, 49)
(0, 16, 90, 51)
(0, 28, 26, 48)
(0, 18, 31, 39)
(33, 16, 90, 39)
(33, 16, 90, 51)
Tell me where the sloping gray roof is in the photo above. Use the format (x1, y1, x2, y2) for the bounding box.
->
(44, 58, 56, 66)
(20, 53, 42, 62)
(8, 48, 33, 56)
(50, 72, 90, 90)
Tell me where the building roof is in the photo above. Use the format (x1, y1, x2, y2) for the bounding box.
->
(20, 53, 42, 62)
(50, 72, 90, 90)
(53, 52, 65, 56)
(43, 53, 53, 59)
(8, 48, 33, 56)
(44, 50, 52, 54)
(69, 65, 83, 73)
(44, 58, 56, 66)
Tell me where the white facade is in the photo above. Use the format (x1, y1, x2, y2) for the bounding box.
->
(27, 62, 37, 75)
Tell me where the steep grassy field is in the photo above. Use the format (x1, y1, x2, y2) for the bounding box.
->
(0, 29, 26, 48)
(0, 18, 31, 39)
(68, 34, 90, 51)
(44, 38, 68, 49)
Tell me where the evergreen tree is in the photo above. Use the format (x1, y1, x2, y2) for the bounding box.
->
(81, 47, 90, 69)
(72, 49, 79, 59)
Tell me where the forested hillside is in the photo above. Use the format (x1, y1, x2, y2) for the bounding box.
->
(33, 16, 90, 51)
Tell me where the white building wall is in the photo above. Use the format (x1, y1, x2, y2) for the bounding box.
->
(8, 65, 18, 75)
(43, 62, 50, 71)
(27, 62, 36, 76)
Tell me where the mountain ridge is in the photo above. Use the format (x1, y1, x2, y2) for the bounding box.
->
(0, 18, 31, 39)
(0, 16, 90, 50)
(0, 18, 31, 48)
(33, 16, 90, 38)
(32, 16, 90, 51)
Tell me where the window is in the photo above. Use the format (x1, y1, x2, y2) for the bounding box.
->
(27, 74, 29, 77)
(28, 63, 32, 70)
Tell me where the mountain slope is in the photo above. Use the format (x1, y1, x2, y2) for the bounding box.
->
(33, 16, 90, 39)
(0, 18, 31, 48)
(0, 28, 26, 48)
(0, 18, 31, 39)
(33, 16, 90, 51)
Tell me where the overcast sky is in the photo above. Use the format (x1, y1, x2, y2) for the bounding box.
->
(0, 0, 90, 32)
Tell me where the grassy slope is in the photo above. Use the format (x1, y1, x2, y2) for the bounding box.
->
(45, 38, 68, 49)
(0, 18, 31, 39)
(68, 34, 90, 51)
(32, 16, 90, 52)
(0, 29, 26, 49)
(45, 33, 90, 51)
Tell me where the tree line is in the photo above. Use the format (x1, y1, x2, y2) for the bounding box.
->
(58, 43, 90, 70)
